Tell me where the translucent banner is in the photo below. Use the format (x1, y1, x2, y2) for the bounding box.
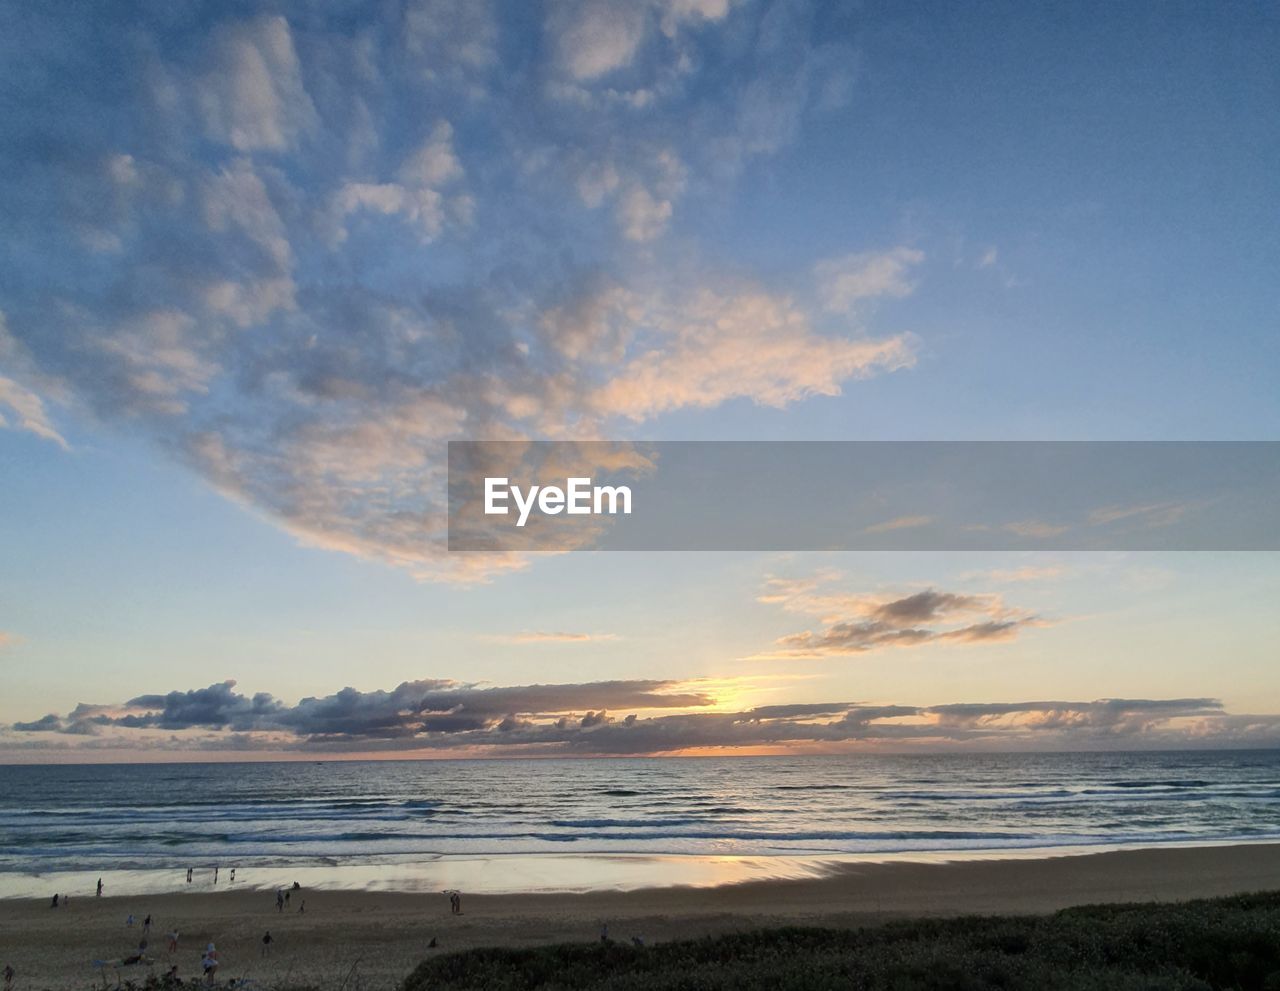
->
(447, 441, 1280, 552)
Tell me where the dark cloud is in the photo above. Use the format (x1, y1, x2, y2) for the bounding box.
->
(8, 678, 715, 742)
(872, 590, 982, 624)
(764, 583, 1040, 657)
(123, 681, 286, 730)
(4, 681, 1274, 755)
(11, 714, 62, 732)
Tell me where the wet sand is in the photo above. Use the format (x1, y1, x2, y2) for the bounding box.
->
(3, 843, 1279, 990)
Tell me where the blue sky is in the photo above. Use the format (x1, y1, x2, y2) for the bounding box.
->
(0, 0, 1277, 759)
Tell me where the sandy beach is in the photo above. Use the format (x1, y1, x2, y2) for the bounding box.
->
(2, 843, 1279, 990)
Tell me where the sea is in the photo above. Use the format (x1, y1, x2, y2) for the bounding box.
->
(1, 751, 1278, 898)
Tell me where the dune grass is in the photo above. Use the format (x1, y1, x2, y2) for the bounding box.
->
(401, 891, 1280, 990)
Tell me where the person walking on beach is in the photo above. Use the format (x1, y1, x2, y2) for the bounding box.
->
(201, 943, 218, 984)
(126, 913, 134, 927)
(96, 878, 103, 897)
(213, 866, 218, 884)
(261, 931, 273, 957)
(50, 893, 58, 909)
(3, 964, 14, 990)
(445, 890, 462, 915)
(167, 930, 179, 953)
(229, 868, 235, 883)
(275, 889, 284, 912)
(143, 914, 152, 934)
(186, 868, 192, 884)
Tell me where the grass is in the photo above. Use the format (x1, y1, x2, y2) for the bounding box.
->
(400, 891, 1280, 991)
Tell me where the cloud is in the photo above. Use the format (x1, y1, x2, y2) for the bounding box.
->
(7, 678, 714, 742)
(0, 314, 68, 448)
(404, 0, 498, 77)
(1088, 502, 1191, 528)
(816, 247, 924, 313)
(961, 564, 1067, 584)
(197, 16, 318, 152)
(4, 679, 1273, 755)
(0, 3, 917, 583)
(0, 375, 66, 448)
(863, 514, 934, 534)
(1002, 520, 1070, 539)
(758, 576, 1040, 658)
(547, 0, 730, 82)
(588, 289, 917, 421)
(331, 122, 467, 244)
(0, 631, 15, 650)
(490, 631, 621, 643)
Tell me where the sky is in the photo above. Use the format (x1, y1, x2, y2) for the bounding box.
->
(0, 0, 1278, 761)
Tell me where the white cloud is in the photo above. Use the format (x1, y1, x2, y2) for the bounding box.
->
(588, 288, 917, 421)
(333, 122, 465, 243)
(96, 310, 218, 416)
(200, 159, 297, 324)
(197, 15, 318, 152)
(398, 122, 465, 187)
(0, 2, 924, 585)
(552, 0, 650, 80)
(404, 0, 498, 75)
(548, 0, 731, 81)
(864, 515, 935, 534)
(0, 376, 67, 449)
(816, 247, 925, 313)
(616, 184, 673, 241)
(489, 631, 621, 643)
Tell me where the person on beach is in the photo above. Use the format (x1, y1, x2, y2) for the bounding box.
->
(3, 964, 13, 990)
(213, 866, 218, 884)
(276, 889, 284, 912)
(229, 868, 235, 883)
(186, 868, 192, 884)
(143, 914, 152, 933)
(126, 913, 134, 927)
(50, 893, 58, 909)
(261, 931, 273, 957)
(298, 899, 305, 914)
(446, 890, 462, 915)
(96, 878, 103, 897)
(166, 930, 179, 953)
(201, 943, 218, 983)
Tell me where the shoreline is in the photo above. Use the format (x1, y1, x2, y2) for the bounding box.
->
(2, 843, 1279, 989)
(3, 835, 1279, 902)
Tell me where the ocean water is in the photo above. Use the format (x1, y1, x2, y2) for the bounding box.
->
(1, 751, 1277, 897)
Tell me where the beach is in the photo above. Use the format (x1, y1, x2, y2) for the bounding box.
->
(3, 843, 1279, 990)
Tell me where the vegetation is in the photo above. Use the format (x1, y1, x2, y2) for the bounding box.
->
(401, 891, 1280, 991)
